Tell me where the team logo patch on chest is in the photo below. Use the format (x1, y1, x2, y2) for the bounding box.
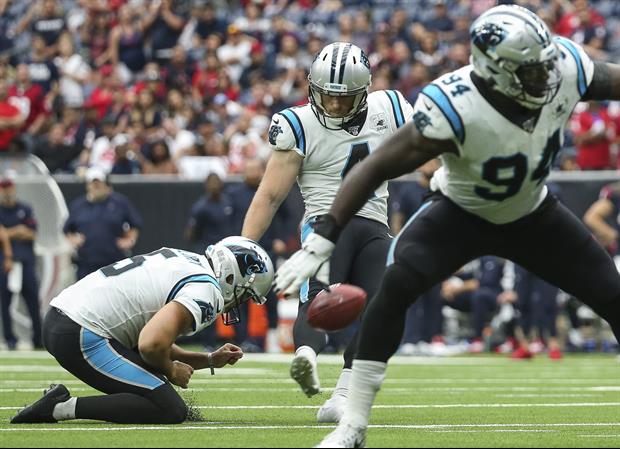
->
(371, 113, 388, 133)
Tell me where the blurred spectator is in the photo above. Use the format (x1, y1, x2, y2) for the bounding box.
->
(107, 4, 148, 77)
(0, 78, 25, 152)
(185, 173, 234, 254)
(63, 167, 143, 279)
(512, 265, 562, 360)
(16, 0, 67, 57)
(441, 257, 510, 353)
(0, 177, 42, 350)
(571, 101, 613, 170)
(143, 0, 188, 65)
(188, 1, 228, 41)
(33, 123, 81, 173)
(7, 64, 48, 137)
(25, 33, 60, 94)
(584, 182, 620, 255)
(110, 134, 141, 175)
(54, 32, 91, 108)
(163, 117, 195, 158)
(80, 11, 112, 66)
(217, 24, 252, 84)
(555, 0, 608, 58)
(163, 45, 194, 93)
(138, 140, 179, 175)
(84, 114, 117, 173)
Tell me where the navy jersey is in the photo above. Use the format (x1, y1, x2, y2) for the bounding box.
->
(64, 192, 143, 267)
(0, 202, 37, 264)
(393, 181, 429, 221)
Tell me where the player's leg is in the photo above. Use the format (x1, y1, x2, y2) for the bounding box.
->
(502, 197, 620, 343)
(0, 271, 17, 349)
(319, 196, 493, 446)
(12, 308, 187, 424)
(291, 219, 358, 398)
(531, 277, 562, 358)
(318, 222, 391, 423)
(20, 263, 42, 348)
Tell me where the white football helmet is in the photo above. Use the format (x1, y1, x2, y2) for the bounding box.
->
(206, 237, 274, 326)
(470, 5, 562, 109)
(308, 42, 372, 129)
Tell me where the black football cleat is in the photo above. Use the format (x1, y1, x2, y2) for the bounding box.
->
(11, 384, 71, 424)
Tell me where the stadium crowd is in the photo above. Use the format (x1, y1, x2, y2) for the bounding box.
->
(0, 0, 619, 357)
(1, 0, 620, 174)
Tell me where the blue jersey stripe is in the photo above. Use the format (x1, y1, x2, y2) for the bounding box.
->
(80, 329, 164, 390)
(421, 84, 465, 144)
(280, 109, 306, 154)
(386, 90, 405, 128)
(167, 274, 221, 303)
(387, 202, 433, 266)
(299, 220, 315, 303)
(555, 37, 587, 97)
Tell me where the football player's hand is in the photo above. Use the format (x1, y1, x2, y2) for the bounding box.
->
(169, 361, 194, 389)
(274, 233, 335, 298)
(3, 257, 12, 274)
(210, 343, 244, 368)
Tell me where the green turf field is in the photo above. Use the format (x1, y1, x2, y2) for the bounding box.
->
(0, 351, 618, 448)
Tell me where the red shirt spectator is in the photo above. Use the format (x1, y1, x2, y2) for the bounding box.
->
(8, 64, 48, 132)
(571, 102, 613, 170)
(555, 0, 607, 47)
(0, 79, 25, 151)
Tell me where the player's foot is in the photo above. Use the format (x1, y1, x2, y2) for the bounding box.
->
(291, 348, 320, 397)
(315, 423, 367, 448)
(11, 384, 71, 424)
(548, 348, 563, 360)
(511, 347, 533, 360)
(317, 393, 347, 423)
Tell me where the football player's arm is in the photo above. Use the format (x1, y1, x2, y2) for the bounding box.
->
(582, 62, 620, 101)
(324, 122, 457, 237)
(138, 302, 195, 388)
(584, 197, 618, 247)
(242, 150, 302, 242)
(170, 343, 244, 370)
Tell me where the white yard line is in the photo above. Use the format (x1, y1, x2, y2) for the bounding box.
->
(4, 402, 619, 411)
(1, 351, 618, 365)
(1, 423, 619, 432)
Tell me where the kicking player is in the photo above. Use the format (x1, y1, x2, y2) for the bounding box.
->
(242, 42, 412, 422)
(275, 5, 620, 447)
(11, 237, 273, 425)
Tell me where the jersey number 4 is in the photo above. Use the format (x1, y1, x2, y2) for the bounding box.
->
(341, 142, 370, 179)
(475, 130, 561, 202)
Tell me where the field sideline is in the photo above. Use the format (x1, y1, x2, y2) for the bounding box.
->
(0, 352, 618, 448)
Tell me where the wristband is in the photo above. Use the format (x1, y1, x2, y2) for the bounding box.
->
(208, 353, 215, 376)
(312, 214, 342, 243)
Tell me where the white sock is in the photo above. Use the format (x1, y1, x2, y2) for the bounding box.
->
(52, 397, 77, 421)
(333, 369, 352, 398)
(295, 345, 317, 362)
(341, 360, 387, 428)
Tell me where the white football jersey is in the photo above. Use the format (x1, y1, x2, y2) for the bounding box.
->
(50, 248, 224, 349)
(269, 90, 414, 226)
(413, 37, 594, 224)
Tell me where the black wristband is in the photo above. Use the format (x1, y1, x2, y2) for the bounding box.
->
(312, 214, 342, 243)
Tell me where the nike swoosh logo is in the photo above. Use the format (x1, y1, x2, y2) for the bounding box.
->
(423, 98, 434, 110)
(274, 119, 280, 124)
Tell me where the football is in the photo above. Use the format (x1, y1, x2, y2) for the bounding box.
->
(307, 284, 368, 332)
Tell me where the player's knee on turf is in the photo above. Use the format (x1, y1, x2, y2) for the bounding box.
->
(149, 386, 188, 424)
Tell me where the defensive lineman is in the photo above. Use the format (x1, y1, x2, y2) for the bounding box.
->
(275, 6, 620, 447)
(12, 238, 273, 424)
(242, 42, 412, 422)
